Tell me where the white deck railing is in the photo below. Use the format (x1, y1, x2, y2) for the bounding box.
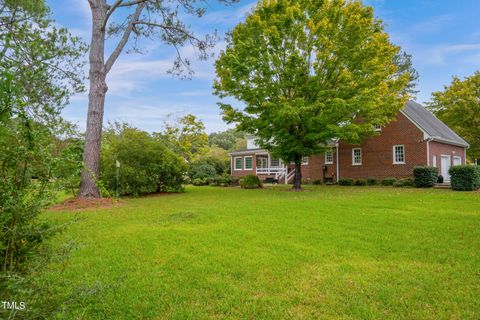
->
(256, 167, 287, 175)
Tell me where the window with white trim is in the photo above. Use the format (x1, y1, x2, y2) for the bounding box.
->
(432, 155, 437, 167)
(234, 157, 242, 171)
(352, 148, 362, 165)
(302, 157, 309, 165)
(244, 156, 253, 170)
(373, 124, 382, 131)
(393, 145, 405, 164)
(325, 151, 333, 164)
(270, 158, 280, 167)
(453, 156, 462, 166)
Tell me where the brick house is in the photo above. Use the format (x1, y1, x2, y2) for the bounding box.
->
(230, 101, 469, 183)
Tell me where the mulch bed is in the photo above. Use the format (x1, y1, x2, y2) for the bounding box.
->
(49, 197, 122, 212)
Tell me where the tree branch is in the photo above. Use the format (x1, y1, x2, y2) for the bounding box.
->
(117, 0, 149, 7)
(104, 0, 123, 30)
(104, 3, 145, 74)
(133, 21, 203, 43)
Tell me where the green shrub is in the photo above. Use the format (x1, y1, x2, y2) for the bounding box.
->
(240, 174, 263, 189)
(100, 123, 187, 196)
(367, 177, 378, 186)
(312, 179, 323, 185)
(192, 178, 208, 186)
(230, 176, 241, 186)
(212, 175, 231, 187)
(413, 166, 438, 188)
(189, 162, 217, 180)
(381, 177, 397, 186)
(393, 177, 414, 187)
(338, 178, 354, 186)
(449, 165, 480, 191)
(355, 179, 367, 186)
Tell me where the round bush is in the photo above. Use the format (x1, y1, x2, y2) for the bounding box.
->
(190, 162, 217, 180)
(449, 165, 480, 191)
(338, 178, 354, 186)
(354, 179, 367, 186)
(240, 174, 263, 189)
(100, 124, 186, 196)
(367, 177, 378, 186)
(381, 177, 397, 186)
(413, 166, 438, 188)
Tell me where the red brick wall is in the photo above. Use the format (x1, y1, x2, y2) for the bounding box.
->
(297, 152, 337, 183)
(231, 154, 257, 177)
(338, 112, 428, 180)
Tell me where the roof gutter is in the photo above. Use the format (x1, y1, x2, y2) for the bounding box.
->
(430, 136, 470, 148)
(229, 149, 269, 156)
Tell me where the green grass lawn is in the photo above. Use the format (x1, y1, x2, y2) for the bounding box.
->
(42, 186, 480, 319)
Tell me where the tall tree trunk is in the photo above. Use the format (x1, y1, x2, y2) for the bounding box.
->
(79, 2, 108, 198)
(292, 161, 302, 191)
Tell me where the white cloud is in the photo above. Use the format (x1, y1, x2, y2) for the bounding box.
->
(179, 90, 212, 97)
(410, 14, 455, 35)
(105, 99, 228, 133)
(417, 43, 480, 64)
(106, 58, 177, 94)
(201, 1, 256, 26)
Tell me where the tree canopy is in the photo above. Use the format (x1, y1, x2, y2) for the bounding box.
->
(214, 0, 413, 189)
(428, 71, 480, 162)
(161, 114, 209, 162)
(208, 128, 245, 151)
(79, 0, 238, 198)
(0, 0, 86, 121)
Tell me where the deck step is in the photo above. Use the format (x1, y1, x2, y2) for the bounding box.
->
(433, 183, 451, 189)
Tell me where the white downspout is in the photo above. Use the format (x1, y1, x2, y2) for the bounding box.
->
(267, 153, 271, 176)
(336, 142, 340, 182)
(427, 140, 430, 166)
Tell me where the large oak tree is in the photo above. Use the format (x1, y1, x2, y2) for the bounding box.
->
(214, 0, 413, 190)
(428, 71, 480, 163)
(79, 0, 237, 198)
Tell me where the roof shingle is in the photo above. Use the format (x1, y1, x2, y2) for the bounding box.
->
(402, 101, 469, 147)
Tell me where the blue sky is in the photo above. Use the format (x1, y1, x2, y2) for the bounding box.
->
(47, 0, 480, 133)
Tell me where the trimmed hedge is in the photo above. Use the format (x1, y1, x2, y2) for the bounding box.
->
(393, 178, 414, 187)
(381, 177, 397, 186)
(338, 178, 354, 186)
(240, 174, 263, 189)
(355, 179, 367, 186)
(449, 165, 480, 191)
(367, 177, 378, 186)
(413, 166, 438, 188)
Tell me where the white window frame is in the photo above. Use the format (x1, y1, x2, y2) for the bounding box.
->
(352, 148, 362, 166)
(393, 145, 405, 164)
(373, 124, 382, 131)
(270, 158, 280, 167)
(301, 157, 309, 165)
(453, 156, 462, 166)
(432, 155, 437, 167)
(233, 156, 243, 171)
(244, 156, 253, 170)
(325, 151, 333, 164)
